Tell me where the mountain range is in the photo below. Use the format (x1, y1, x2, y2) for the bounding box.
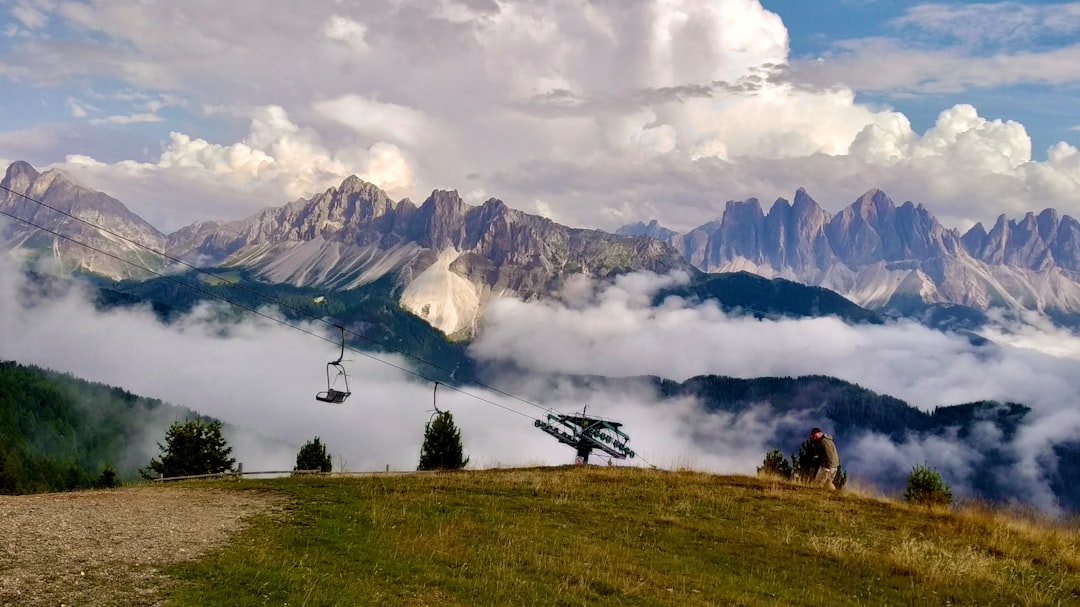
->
(7, 159, 1080, 332)
(1, 161, 688, 337)
(619, 189, 1080, 326)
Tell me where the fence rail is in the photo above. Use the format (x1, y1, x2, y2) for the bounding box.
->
(151, 463, 402, 483)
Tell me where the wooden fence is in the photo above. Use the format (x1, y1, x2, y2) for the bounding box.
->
(151, 463, 398, 483)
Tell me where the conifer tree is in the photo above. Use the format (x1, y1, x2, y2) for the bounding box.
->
(95, 464, 120, 489)
(903, 463, 953, 506)
(758, 448, 793, 479)
(141, 419, 236, 479)
(295, 437, 333, 473)
(418, 411, 469, 471)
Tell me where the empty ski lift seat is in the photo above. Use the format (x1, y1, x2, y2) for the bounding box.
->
(316, 388, 350, 404)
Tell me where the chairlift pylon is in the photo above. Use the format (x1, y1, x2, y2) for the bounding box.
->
(315, 325, 351, 404)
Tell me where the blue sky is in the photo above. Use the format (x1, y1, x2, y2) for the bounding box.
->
(764, 0, 1080, 154)
(2, 0, 1080, 233)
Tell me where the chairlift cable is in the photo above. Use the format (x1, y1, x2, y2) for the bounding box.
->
(0, 206, 537, 422)
(1, 189, 665, 465)
(0, 182, 552, 415)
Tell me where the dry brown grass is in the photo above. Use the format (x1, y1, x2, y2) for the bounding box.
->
(0, 485, 280, 607)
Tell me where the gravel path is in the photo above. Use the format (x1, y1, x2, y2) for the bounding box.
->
(0, 485, 279, 607)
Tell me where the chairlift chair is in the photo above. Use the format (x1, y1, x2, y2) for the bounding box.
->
(316, 325, 352, 404)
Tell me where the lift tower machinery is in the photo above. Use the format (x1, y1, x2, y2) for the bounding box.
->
(534, 407, 635, 464)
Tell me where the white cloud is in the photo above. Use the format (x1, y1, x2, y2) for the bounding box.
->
(323, 15, 368, 52)
(5, 0, 1080, 237)
(50, 105, 417, 230)
(88, 112, 163, 125)
(10, 0, 52, 30)
(892, 2, 1080, 47)
(0, 254, 790, 475)
(314, 95, 431, 147)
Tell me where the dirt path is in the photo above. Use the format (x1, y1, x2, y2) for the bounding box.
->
(0, 485, 279, 607)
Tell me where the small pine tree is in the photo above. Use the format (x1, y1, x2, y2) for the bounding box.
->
(903, 463, 953, 506)
(140, 419, 236, 479)
(791, 439, 818, 482)
(757, 448, 793, 479)
(95, 464, 120, 489)
(295, 437, 333, 473)
(418, 411, 469, 471)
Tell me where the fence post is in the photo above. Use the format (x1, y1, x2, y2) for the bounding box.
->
(237, 462, 243, 479)
(385, 464, 389, 473)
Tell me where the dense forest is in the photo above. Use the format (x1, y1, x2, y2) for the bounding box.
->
(0, 361, 202, 494)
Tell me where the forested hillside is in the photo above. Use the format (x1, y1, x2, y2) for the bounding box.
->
(0, 361, 202, 494)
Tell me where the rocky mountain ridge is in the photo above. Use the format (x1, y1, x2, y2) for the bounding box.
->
(1, 161, 166, 279)
(620, 188, 1080, 318)
(9, 158, 1080, 332)
(1, 161, 691, 336)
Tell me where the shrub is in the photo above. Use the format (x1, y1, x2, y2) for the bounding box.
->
(95, 464, 120, 489)
(758, 448, 793, 479)
(296, 437, 333, 473)
(903, 463, 953, 506)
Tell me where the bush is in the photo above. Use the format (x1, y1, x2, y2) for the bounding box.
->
(296, 437, 333, 473)
(418, 411, 469, 471)
(95, 464, 120, 489)
(140, 419, 236, 479)
(758, 448, 793, 479)
(903, 463, 953, 506)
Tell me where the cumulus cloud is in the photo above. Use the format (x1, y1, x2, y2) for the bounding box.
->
(50, 105, 417, 231)
(4, 1, 1080, 240)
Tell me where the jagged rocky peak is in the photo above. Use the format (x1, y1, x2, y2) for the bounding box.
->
(413, 189, 468, 249)
(721, 197, 765, 220)
(615, 219, 678, 241)
(1, 160, 166, 279)
(301, 175, 397, 228)
(1035, 208, 1059, 242)
(2, 160, 40, 193)
(789, 188, 830, 223)
(336, 175, 396, 220)
(852, 188, 895, 218)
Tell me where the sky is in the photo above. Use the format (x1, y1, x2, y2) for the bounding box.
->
(2, 0, 1080, 233)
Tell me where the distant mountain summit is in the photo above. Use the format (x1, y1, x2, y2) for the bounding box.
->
(619, 188, 1080, 319)
(1, 161, 165, 279)
(165, 176, 692, 335)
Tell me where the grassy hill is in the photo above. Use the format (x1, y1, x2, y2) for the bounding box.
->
(159, 467, 1079, 606)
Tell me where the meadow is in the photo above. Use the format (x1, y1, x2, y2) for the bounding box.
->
(162, 466, 1079, 606)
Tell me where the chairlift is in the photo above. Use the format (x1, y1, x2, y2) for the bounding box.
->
(425, 382, 443, 428)
(315, 325, 351, 404)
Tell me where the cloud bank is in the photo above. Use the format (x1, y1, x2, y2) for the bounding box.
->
(470, 271, 1080, 510)
(2, 1, 1080, 234)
